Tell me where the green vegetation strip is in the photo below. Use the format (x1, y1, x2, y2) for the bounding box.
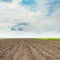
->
(35, 38, 60, 40)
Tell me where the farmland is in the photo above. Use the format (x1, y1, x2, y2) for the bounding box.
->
(0, 38, 60, 60)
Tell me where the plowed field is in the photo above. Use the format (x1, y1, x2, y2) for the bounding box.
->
(0, 39, 60, 60)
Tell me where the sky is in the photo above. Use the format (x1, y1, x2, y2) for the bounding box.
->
(0, 0, 60, 38)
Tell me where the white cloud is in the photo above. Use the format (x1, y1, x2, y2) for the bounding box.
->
(0, 0, 60, 37)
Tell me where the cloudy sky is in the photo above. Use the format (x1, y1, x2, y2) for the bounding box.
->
(0, 0, 60, 38)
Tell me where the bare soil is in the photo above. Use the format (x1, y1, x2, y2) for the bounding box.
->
(0, 39, 60, 60)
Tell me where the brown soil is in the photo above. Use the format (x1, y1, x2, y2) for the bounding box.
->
(0, 39, 60, 60)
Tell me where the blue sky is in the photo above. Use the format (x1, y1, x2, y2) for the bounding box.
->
(1, 0, 12, 2)
(0, 0, 60, 38)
